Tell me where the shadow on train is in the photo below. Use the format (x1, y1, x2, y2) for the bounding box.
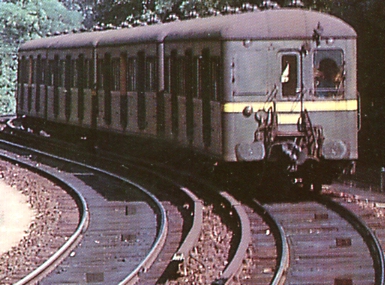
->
(17, 117, 342, 205)
(87, 129, 324, 205)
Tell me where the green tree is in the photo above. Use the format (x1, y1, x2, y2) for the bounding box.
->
(0, 0, 84, 114)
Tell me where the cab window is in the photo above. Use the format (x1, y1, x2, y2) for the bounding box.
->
(281, 54, 299, 97)
(314, 49, 344, 97)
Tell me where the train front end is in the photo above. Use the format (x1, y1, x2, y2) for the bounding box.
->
(222, 10, 358, 191)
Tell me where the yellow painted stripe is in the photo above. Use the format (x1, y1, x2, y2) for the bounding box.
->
(222, 99, 358, 113)
(278, 113, 302, 125)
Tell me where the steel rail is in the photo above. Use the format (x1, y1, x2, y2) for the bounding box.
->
(0, 151, 90, 285)
(252, 199, 290, 285)
(0, 131, 260, 284)
(119, 158, 255, 284)
(0, 139, 168, 285)
(75, 139, 252, 283)
(317, 195, 385, 285)
(104, 148, 252, 284)
(2, 129, 207, 283)
(213, 191, 252, 285)
(171, 187, 204, 276)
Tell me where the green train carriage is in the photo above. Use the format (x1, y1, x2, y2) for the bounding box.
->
(17, 9, 358, 191)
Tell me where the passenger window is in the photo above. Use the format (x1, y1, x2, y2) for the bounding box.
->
(281, 54, 299, 97)
(145, 57, 157, 92)
(71, 59, 78, 88)
(29, 56, 35, 85)
(177, 57, 186, 96)
(84, 59, 93, 89)
(48, 60, 55, 86)
(211, 57, 221, 101)
(111, 58, 120, 91)
(97, 59, 104, 89)
(314, 49, 344, 97)
(39, 58, 46, 85)
(126, 57, 137, 91)
(59, 60, 66, 87)
(193, 56, 201, 98)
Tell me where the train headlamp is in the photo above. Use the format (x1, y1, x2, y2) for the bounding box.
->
(242, 106, 253, 117)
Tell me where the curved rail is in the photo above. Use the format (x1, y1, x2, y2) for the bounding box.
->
(318, 195, 385, 285)
(171, 187, 203, 276)
(213, 191, 252, 285)
(0, 152, 90, 285)
(118, 183, 168, 285)
(116, 153, 254, 284)
(0, 132, 264, 284)
(0, 140, 168, 285)
(252, 199, 290, 285)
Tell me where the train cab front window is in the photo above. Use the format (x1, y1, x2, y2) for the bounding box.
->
(281, 54, 299, 97)
(314, 50, 344, 97)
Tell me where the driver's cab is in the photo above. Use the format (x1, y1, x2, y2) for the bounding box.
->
(280, 49, 345, 99)
(313, 49, 344, 98)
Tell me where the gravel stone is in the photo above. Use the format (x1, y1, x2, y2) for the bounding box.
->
(0, 160, 79, 284)
(168, 204, 233, 284)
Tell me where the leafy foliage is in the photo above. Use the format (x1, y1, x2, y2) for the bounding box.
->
(0, 0, 84, 114)
(0, 0, 83, 41)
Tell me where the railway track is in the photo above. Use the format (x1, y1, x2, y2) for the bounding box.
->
(261, 192, 385, 285)
(0, 140, 170, 284)
(1, 123, 384, 284)
(0, 130, 257, 284)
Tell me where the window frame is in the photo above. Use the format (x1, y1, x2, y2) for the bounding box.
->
(126, 57, 137, 92)
(111, 57, 121, 91)
(145, 56, 157, 92)
(280, 52, 301, 98)
(313, 48, 345, 98)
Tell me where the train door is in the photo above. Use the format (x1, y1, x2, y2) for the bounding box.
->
(53, 55, 60, 118)
(156, 80, 166, 137)
(201, 48, 211, 148)
(27, 56, 34, 113)
(77, 54, 85, 122)
(45, 55, 55, 121)
(137, 51, 146, 130)
(170, 50, 179, 138)
(65, 55, 72, 121)
(103, 53, 112, 126)
(91, 51, 98, 130)
(91, 87, 98, 129)
(185, 49, 194, 144)
(279, 51, 303, 129)
(35, 55, 42, 114)
(18, 56, 27, 114)
(156, 44, 165, 137)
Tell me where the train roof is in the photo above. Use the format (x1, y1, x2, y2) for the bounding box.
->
(19, 9, 356, 51)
